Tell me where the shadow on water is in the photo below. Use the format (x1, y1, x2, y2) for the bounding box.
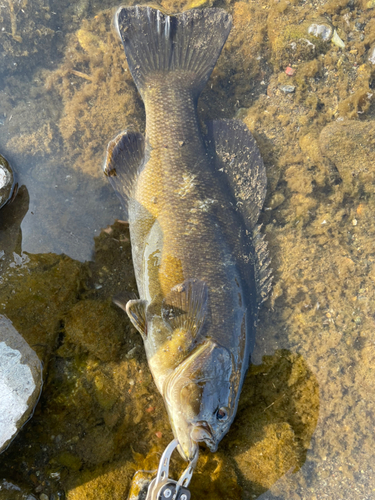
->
(0, 185, 29, 259)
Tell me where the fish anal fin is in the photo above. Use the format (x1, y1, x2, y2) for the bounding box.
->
(206, 119, 267, 229)
(162, 279, 208, 337)
(103, 130, 145, 219)
(114, 294, 147, 338)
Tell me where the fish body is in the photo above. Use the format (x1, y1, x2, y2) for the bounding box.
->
(104, 6, 271, 461)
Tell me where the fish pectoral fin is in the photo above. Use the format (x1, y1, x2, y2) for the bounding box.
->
(205, 119, 267, 230)
(161, 279, 208, 337)
(103, 130, 145, 220)
(114, 296, 148, 338)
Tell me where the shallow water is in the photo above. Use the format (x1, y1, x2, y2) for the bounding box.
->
(0, 0, 375, 499)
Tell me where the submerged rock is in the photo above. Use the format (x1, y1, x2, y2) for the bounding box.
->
(0, 154, 18, 210)
(127, 470, 154, 500)
(330, 29, 345, 48)
(307, 21, 345, 48)
(369, 44, 375, 64)
(279, 85, 295, 93)
(64, 300, 125, 362)
(307, 21, 333, 42)
(0, 316, 42, 454)
(319, 120, 375, 195)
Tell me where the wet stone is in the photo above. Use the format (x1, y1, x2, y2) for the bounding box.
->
(306, 20, 345, 48)
(268, 192, 285, 209)
(0, 154, 17, 210)
(368, 44, 375, 64)
(0, 483, 40, 500)
(308, 22, 333, 42)
(127, 470, 154, 500)
(0, 316, 42, 454)
(279, 85, 295, 93)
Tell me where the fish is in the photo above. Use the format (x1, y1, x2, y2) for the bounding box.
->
(0, 154, 18, 210)
(104, 5, 271, 461)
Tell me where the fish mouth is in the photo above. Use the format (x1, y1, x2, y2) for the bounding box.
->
(177, 439, 199, 462)
(190, 422, 217, 452)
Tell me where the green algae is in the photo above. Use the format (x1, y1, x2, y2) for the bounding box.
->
(230, 351, 319, 495)
(319, 120, 375, 196)
(0, 251, 86, 364)
(64, 299, 126, 362)
(0, 217, 319, 499)
(56, 452, 83, 472)
(63, 461, 133, 500)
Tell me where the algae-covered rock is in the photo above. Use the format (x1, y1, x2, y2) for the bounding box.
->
(230, 350, 319, 496)
(268, 191, 285, 210)
(0, 478, 35, 500)
(64, 460, 134, 500)
(191, 451, 242, 499)
(64, 300, 126, 362)
(235, 421, 299, 487)
(0, 253, 87, 363)
(127, 470, 154, 500)
(319, 120, 375, 196)
(0, 316, 42, 454)
(55, 451, 82, 472)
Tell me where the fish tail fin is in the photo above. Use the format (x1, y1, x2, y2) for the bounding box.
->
(116, 6, 232, 96)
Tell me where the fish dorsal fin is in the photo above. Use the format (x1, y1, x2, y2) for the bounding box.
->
(103, 130, 145, 219)
(253, 226, 272, 307)
(114, 295, 148, 339)
(206, 119, 267, 229)
(162, 279, 208, 336)
(205, 120, 272, 305)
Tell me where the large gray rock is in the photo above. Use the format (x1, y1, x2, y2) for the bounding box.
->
(0, 315, 42, 453)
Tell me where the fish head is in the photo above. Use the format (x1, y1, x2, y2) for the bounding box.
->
(163, 339, 238, 461)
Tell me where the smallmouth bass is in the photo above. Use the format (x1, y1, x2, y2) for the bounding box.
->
(104, 5, 271, 461)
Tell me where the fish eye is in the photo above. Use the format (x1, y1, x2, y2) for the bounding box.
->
(216, 407, 229, 421)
